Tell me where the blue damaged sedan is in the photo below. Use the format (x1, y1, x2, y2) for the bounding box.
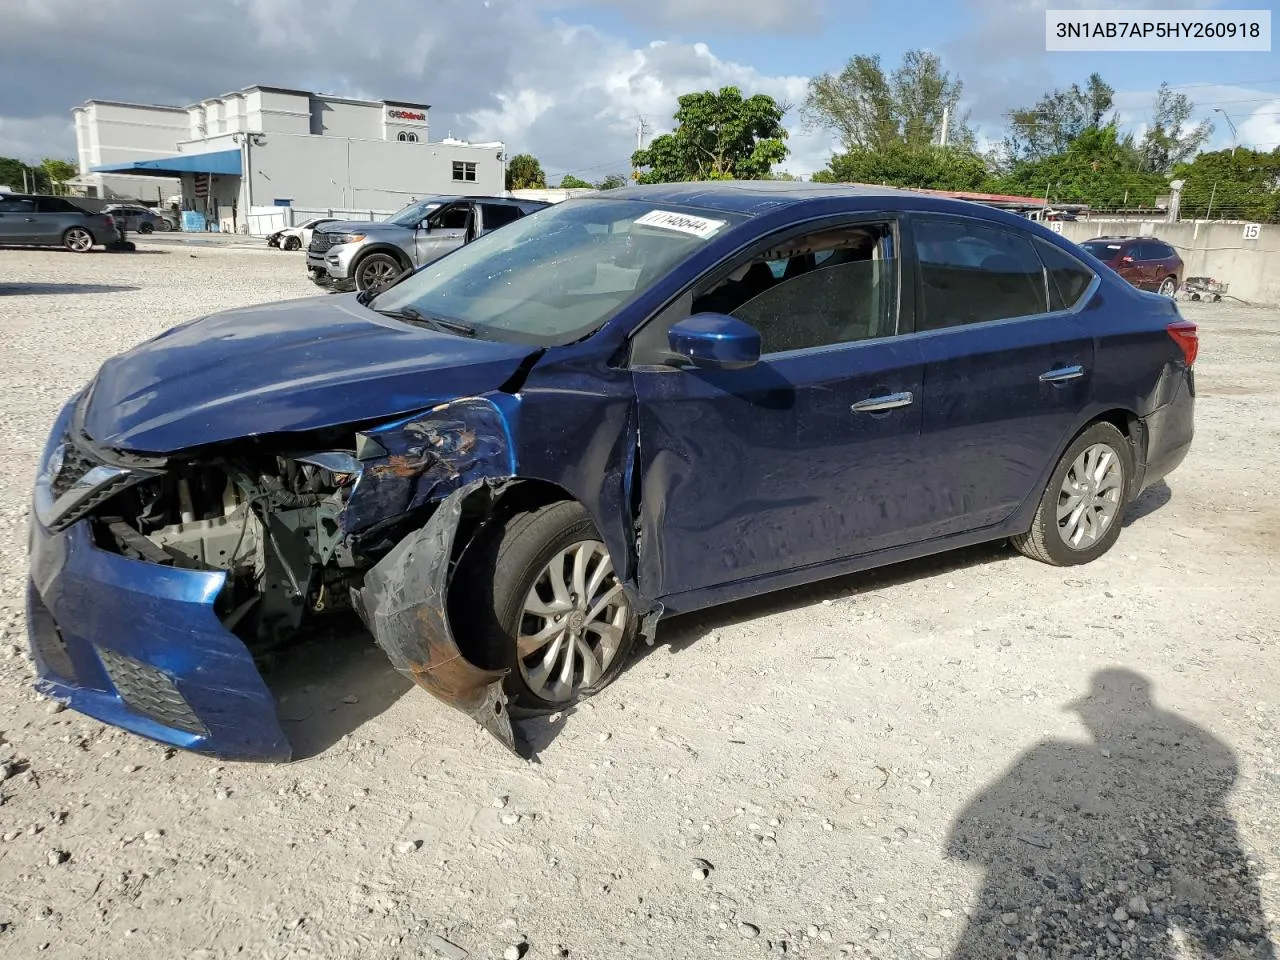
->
(27, 182, 1196, 760)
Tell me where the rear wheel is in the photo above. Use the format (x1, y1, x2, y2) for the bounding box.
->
(353, 252, 403, 293)
(470, 501, 638, 712)
(1012, 422, 1132, 566)
(62, 227, 94, 252)
(1158, 276, 1177, 297)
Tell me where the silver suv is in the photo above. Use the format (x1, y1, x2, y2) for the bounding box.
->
(307, 195, 549, 293)
(0, 194, 118, 252)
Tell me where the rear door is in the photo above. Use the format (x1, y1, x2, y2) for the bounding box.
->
(414, 200, 471, 265)
(908, 215, 1097, 537)
(0, 195, 38, 242)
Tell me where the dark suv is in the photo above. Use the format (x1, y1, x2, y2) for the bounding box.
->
(1080, 236, 1182, 297)
(0, 194, 117, 252)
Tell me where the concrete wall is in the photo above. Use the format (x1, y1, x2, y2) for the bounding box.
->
(1061, 219, 1280, 305)
(242, 133, 503, 212)
(73, 101, 188, 201)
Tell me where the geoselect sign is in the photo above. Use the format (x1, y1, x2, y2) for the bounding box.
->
(387, 108, 426, 122)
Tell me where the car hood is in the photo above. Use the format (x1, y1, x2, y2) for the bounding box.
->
(82, 295, 539, 453)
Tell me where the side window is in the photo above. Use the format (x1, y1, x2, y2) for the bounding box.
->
(691, 222, 899, 356)
(0, 197, 37, 213)
(1133, 242, 1155, 261)
(428, 203, 470, 231)
(1154, 242, 1175, 259)
(1034, 238, 1095, 311)
(479, 203, 521, 231)
(914, 218, 1047, 330)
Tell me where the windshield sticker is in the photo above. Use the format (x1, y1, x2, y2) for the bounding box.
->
(634, 209, 727, 240)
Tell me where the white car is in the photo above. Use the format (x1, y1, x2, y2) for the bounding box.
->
(267, 217, 339, 251)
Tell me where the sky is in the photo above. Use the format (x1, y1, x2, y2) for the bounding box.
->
(1, 0, 1278, 182)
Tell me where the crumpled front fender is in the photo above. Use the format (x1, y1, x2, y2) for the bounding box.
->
(350, 478, 516, 752)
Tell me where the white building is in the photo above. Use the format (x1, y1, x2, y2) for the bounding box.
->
(73, 85, 506, 232)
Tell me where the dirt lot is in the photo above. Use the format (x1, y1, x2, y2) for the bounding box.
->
(0, 242, 1277, 960)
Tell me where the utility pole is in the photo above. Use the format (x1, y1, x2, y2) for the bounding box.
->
(633, 113, 651, 182)
(939, 105, 950, 148)
(1214, 108, 1239, 157)
(1205, 181, 1217, 221)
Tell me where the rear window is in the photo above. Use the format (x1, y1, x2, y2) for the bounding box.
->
(1035, 238, 1095, 311)
(1081, 240, 1123, 259)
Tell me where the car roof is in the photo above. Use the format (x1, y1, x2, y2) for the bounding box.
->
(595, 180, 1006, 218)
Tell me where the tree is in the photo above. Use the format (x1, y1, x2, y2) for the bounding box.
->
(505, 153, 546, 190)
(558, 174, 594, 189)
(1174, 148, 1280, 222)
(1138, 83, 1213, 173)
(1001, 73, 1116, 165)
(812, 143, 988, 191)
(630, 86, 788, 183)
(595, 173, 628, 190)
(992, 125, 1166, 209)
(801, 49, 972, 152)
(41, 158, 78, 193)
(0, 156, 29, 190)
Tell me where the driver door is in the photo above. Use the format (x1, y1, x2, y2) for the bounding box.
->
(414, 201, 472, 266)
(630, 216, 931, 603)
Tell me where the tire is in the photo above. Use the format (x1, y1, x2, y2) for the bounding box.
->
(353, 252, 404, 293)
(62, 227, 94, 253)
(138, 222, 154, 234)
(1158, 276, 1177, 297)
(283, 236, 301, 251)
(1012, 421, 1133, 566)
(467, 501, 638, 712)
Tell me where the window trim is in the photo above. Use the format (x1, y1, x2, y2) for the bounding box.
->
(627, 212, 908, 369)
(901, 212, 1101, 339)
(451, 160, 477, 182)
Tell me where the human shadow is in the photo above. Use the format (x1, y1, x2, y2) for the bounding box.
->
(946, 668, 1274, 959)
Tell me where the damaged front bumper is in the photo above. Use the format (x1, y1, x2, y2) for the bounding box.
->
(351, 479, 515, 752)
(28, 517, 292, 761)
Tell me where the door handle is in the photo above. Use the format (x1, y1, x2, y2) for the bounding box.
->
(1039, 365, 1085, 383)
(851, 391, 914, 413)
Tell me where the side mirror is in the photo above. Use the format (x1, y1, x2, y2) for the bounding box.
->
(668, 313, 761, 370)
(419, 219, 432, 232)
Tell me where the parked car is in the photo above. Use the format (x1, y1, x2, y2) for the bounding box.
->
(27, 183, 1196, 760)
(0, 194, 116, 251)
(307, 195, 549, 293)
(104, 204, 164, 234)
(1079, 236, 1183, 296)
(267, 216, 339, 251)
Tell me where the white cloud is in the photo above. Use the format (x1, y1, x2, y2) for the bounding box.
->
(0, 0, 836, 180)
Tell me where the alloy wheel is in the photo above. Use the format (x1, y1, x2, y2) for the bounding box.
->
(64, 228, 93, 252)
(517, 540, 630, 703)
(1056, 442, 1124, 549)
(1159, 277, 1177, 297)
(359, 257, 398, 291)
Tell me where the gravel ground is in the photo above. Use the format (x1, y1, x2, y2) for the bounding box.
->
(0, 242, 1277, 960)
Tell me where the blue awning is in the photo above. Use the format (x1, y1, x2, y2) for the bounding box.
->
(92, 149, 242, 177)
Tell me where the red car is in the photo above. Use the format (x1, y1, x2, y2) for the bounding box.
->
(1080, 236, 1182, 297)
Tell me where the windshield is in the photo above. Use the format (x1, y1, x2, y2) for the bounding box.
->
(386, 198, 445, 227)
(369, 198, 743, 345)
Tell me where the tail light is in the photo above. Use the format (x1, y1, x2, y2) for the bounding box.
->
(103, 214, 115, 228)
(1167, 319, 1198, 367)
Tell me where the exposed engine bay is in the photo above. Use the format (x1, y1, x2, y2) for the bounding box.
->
(92, 453, 366, 652)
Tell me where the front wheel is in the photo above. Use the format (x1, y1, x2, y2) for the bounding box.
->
(470, 501, 638, 712)
(62, 227, 94, 252)
(283, 236, 301, 251)
(1158, 276, 1177, 297)
(138, 222, 154, 234)
(353, 252, 403, 293)
(1012, 422, 1133, 566)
